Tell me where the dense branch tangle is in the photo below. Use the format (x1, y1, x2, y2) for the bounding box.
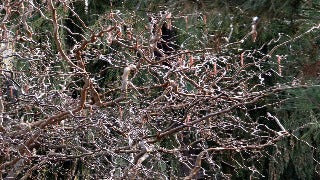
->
(0, 1, 318, 179)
